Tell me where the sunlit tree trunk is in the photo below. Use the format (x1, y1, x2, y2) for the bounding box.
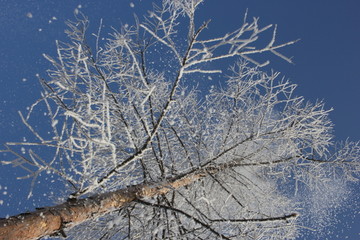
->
(0, 162, 300, 239)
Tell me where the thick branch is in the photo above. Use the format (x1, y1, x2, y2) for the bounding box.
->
(0, 166, 209, 240)
(0, 152, 296, 240)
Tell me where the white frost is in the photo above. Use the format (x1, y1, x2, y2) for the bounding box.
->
(65, 111, 101, 129)
(51, 119, 58, 127)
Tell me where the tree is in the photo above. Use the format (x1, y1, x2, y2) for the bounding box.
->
(0, 0, 359, 239)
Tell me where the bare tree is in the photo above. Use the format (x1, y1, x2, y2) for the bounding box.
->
(1, 0, 359, 239)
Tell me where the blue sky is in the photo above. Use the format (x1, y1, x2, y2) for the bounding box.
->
(0, 0, 359, 239)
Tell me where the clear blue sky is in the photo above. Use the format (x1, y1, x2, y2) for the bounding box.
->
(0, 1, 359, 239)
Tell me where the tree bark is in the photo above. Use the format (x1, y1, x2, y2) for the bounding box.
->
(0, 169, 207, 240)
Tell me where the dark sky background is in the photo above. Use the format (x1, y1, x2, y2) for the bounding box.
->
(0, 0, 359, 239)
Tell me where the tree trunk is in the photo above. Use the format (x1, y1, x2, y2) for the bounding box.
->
(0, 170, 207, 240)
